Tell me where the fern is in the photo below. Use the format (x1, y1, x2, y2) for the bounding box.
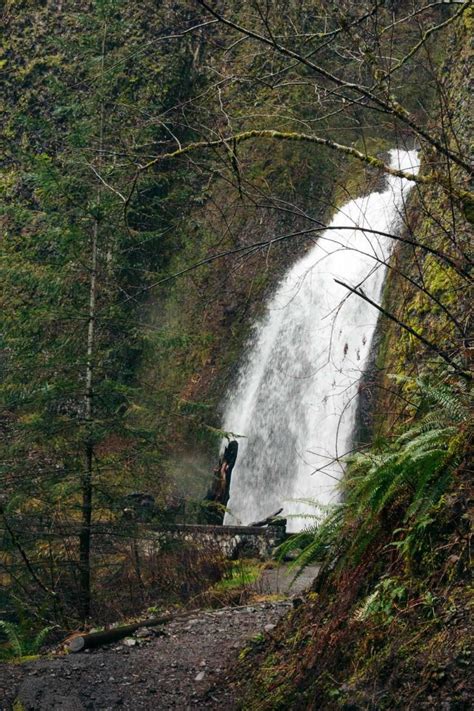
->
(32, 625, 53, 653)
(278, 377, 469, 576)
(0, 620, 53, 660)
(277, 503, 346, 577)
(0, 621, 23, 658)
(421, 381, 467, 422)
(342, 378, 468, 563)
(353, 577, 407, 624)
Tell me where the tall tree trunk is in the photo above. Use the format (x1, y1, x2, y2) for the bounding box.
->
(80, 212, 98, 621)
(79, 23, 106, 622)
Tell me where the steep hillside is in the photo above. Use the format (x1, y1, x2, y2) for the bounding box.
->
(225, 11, 473, 710)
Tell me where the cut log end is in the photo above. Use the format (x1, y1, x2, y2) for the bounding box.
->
(68, 636, 86, 653)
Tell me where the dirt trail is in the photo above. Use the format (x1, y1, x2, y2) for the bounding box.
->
(1, 602, 289, 710)
(1, 565, 319, 710)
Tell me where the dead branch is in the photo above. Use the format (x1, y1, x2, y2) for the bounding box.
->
(194, 0, 473, 176)
(333, 278, 471, 378)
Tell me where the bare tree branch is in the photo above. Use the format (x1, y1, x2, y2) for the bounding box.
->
(138, 127, 472, 205)
(377, 1, 470, 82)
(194, 0, 472, 175)
(333, 278, 470, 377)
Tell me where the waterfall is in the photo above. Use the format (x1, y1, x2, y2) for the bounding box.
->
(222, 149, 419, 532)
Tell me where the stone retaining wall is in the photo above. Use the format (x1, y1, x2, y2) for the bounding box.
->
(149, 523, 286, 560)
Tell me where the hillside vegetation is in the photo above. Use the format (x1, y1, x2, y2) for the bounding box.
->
(1, 1, 472, 707)
(225, 9, 473, 709)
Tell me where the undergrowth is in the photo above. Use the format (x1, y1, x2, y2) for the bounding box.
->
(279, 375, 470, 578)
(0, 620, 53, 662)
(237, 373, 471, 709)
(212, 559, 263, 592)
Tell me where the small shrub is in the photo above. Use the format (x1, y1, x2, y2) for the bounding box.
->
(353, 577, 407, 624)
(0, 620, 53, 661)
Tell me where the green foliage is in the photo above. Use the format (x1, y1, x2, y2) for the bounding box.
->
(0, 620, 53, 661)
(239, 632, 266, 660)
(1, 0, 209, 622)
(343, 377, 467, 561)
(212, 559, 262, 592)
(279, 377, 469, 578)
(277, 503, 346, 574)
(390, 513, 436, 563)
(354, 576, 407, 624)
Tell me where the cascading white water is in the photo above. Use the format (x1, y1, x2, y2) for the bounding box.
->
(222, 149, 419, 531)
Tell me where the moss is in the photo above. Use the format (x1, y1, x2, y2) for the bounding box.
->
(462, 5, 474, 33)
(17, 54, 63, 79)
(211, 559, 263, 592)
(11, 654, 40, 664)
(333, 137, 390, 209)
(461, 194, 474, 225)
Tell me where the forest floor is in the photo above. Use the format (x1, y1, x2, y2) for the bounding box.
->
(0, 564, 319, 711)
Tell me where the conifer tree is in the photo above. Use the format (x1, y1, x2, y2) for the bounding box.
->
(1, 0, 204, 621)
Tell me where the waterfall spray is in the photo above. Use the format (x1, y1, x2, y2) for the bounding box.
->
(222, 149, 419, 531)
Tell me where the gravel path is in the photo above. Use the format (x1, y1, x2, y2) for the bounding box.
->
(0, 563, 320, 710)
(0, 601, 292, 710)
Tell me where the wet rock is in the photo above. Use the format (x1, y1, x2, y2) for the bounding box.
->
(121, 637, 137, 647)
(135, 627, 154, 639)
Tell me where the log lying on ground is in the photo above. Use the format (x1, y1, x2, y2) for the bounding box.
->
(250, 508, 283, 527)
(67, 612, 176, 653)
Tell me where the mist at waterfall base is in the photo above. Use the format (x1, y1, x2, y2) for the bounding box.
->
(221, 149, 419, 532)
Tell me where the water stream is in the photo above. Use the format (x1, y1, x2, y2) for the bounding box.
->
(222, 149, 419, 531)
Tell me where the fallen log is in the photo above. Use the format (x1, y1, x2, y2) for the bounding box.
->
(67, 612, 176, 653)
(250, 508, 283, 527)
